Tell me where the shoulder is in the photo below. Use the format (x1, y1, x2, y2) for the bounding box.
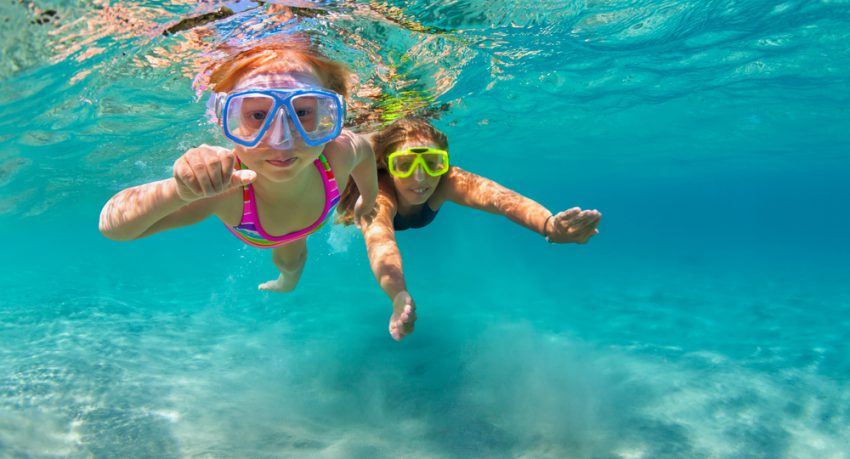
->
(437, 166, 475, 197)
(323, 129, 370, 173)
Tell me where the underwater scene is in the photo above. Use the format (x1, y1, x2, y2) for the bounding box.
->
(1, 0, 848, 457)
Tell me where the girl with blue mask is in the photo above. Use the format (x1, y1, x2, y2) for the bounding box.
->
(99, 43, 379, 293)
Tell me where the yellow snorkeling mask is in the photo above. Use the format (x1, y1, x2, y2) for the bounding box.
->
(387, 148, 450, 178)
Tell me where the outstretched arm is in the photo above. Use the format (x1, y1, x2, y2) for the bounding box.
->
(98, 145, 255, 241)
(442, 167, 601, 243)
(99, 178, 210, 241)
(360, 191, 416, 340)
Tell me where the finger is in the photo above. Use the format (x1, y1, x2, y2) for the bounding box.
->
(583, 213, 602, 229)
(573, 229, 595, 243)
(390, 319, 404, 340)
(218, 149, 236, 186)
(552, 214, 590, 236)
(187, 156, 215, 196)
(204, 154, 224, 193)
(568, 222, 599, 241)
(575, 226, 600, 243)
(569, 212, 600, 229)
(557, 207, 581, 220)
(555, 209, 582, 226)
(580, 211, 602, 228)
(230, 169, 257, 187)
(176, 156, 203, 197)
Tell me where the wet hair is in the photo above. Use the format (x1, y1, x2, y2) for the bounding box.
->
(204, 42, 350, 97)
(336, 116, 448, 226)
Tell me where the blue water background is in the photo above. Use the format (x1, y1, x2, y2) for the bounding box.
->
(1, 0, 849, 457)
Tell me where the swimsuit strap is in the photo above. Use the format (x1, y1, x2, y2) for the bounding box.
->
(226, 154, 340, 248)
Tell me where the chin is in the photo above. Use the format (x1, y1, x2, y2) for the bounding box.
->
(262, 160, 308, 180)
(405, 191, 432, 205)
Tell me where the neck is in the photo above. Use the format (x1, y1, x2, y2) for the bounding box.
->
(395, 195, 423, 215)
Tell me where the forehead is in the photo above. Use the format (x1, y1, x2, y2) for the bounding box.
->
(234, 66, 322, 91)
(398, 137, 441, 151)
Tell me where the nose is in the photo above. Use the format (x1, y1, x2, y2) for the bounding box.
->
(262, 108, 292, 149)
(413, 165, 426, 182)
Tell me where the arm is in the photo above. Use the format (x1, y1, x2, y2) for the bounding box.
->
(347, 131, 379, 220)
(442, 167, 551, 234)
(98, 144, 255, 241)
(359, 190, 417, 340)
(361, 192, 407, 300)
(99, 178, 215, 241)
(325, 130, 379, 224)
(442, 167, 601, 243)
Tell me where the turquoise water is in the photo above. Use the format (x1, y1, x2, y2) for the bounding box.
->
(2, 0, 849, 457)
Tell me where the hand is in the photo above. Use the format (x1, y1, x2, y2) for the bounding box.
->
(353, 195, 378, 228)
(173, 144, 256, 202)
(546, 207, 602, 244)
(389, 291, 417, 341)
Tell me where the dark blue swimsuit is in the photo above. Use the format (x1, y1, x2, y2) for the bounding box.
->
(393, 204, 439, 231)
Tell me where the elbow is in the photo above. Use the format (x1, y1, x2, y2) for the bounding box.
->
(99, 222, 132, 241)
(98, 208, 135, 241)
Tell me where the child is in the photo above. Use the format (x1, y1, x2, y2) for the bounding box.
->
(99, 43, 378, 292)
(338, 117, 601, 340)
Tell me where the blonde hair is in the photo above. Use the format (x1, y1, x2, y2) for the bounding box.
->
(204, 42, 350, 97)
(336, 117, 448, 225)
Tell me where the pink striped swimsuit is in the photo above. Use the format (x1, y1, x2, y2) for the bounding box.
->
(226, 154, 340, 248)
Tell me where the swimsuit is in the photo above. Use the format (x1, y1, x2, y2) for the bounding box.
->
(226, 154, 340, 248)
(393, 204, 439, 231)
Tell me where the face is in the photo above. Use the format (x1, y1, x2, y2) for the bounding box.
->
(390, 139, 444, 206)
(229, 65, 328, 183)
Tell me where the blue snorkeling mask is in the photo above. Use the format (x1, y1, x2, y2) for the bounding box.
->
(209, 88, 345, 149)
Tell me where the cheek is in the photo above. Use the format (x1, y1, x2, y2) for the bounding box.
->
(392, 176, 407, 190)
(232, 147, 249, 162)
(295, 144, 324, 159)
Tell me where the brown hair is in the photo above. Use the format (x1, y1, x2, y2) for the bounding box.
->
(204, 42, 350, 97)
(336, 116, 449, 225)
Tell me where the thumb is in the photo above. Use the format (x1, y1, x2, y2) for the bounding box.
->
(229, 169, 257, 187)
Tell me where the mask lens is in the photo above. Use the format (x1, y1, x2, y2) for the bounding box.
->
(290, 93, 341, 143)
(391, 153, 418, 177)
(225, 94, 276, 144)
(422, 152, 448, 175)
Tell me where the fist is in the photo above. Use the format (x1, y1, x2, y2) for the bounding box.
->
(173, 144, 256, 202)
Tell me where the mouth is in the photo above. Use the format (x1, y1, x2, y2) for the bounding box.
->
(410, 186, 430, 196)
(267, 157, 298, 168)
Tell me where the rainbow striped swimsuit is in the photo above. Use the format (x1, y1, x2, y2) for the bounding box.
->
(226, 154, 340, 248)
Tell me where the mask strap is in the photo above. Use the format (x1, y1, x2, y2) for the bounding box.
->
(206, 92, 227, 124)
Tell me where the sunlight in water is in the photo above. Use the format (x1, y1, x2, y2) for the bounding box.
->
(0, 0, 848, 457)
